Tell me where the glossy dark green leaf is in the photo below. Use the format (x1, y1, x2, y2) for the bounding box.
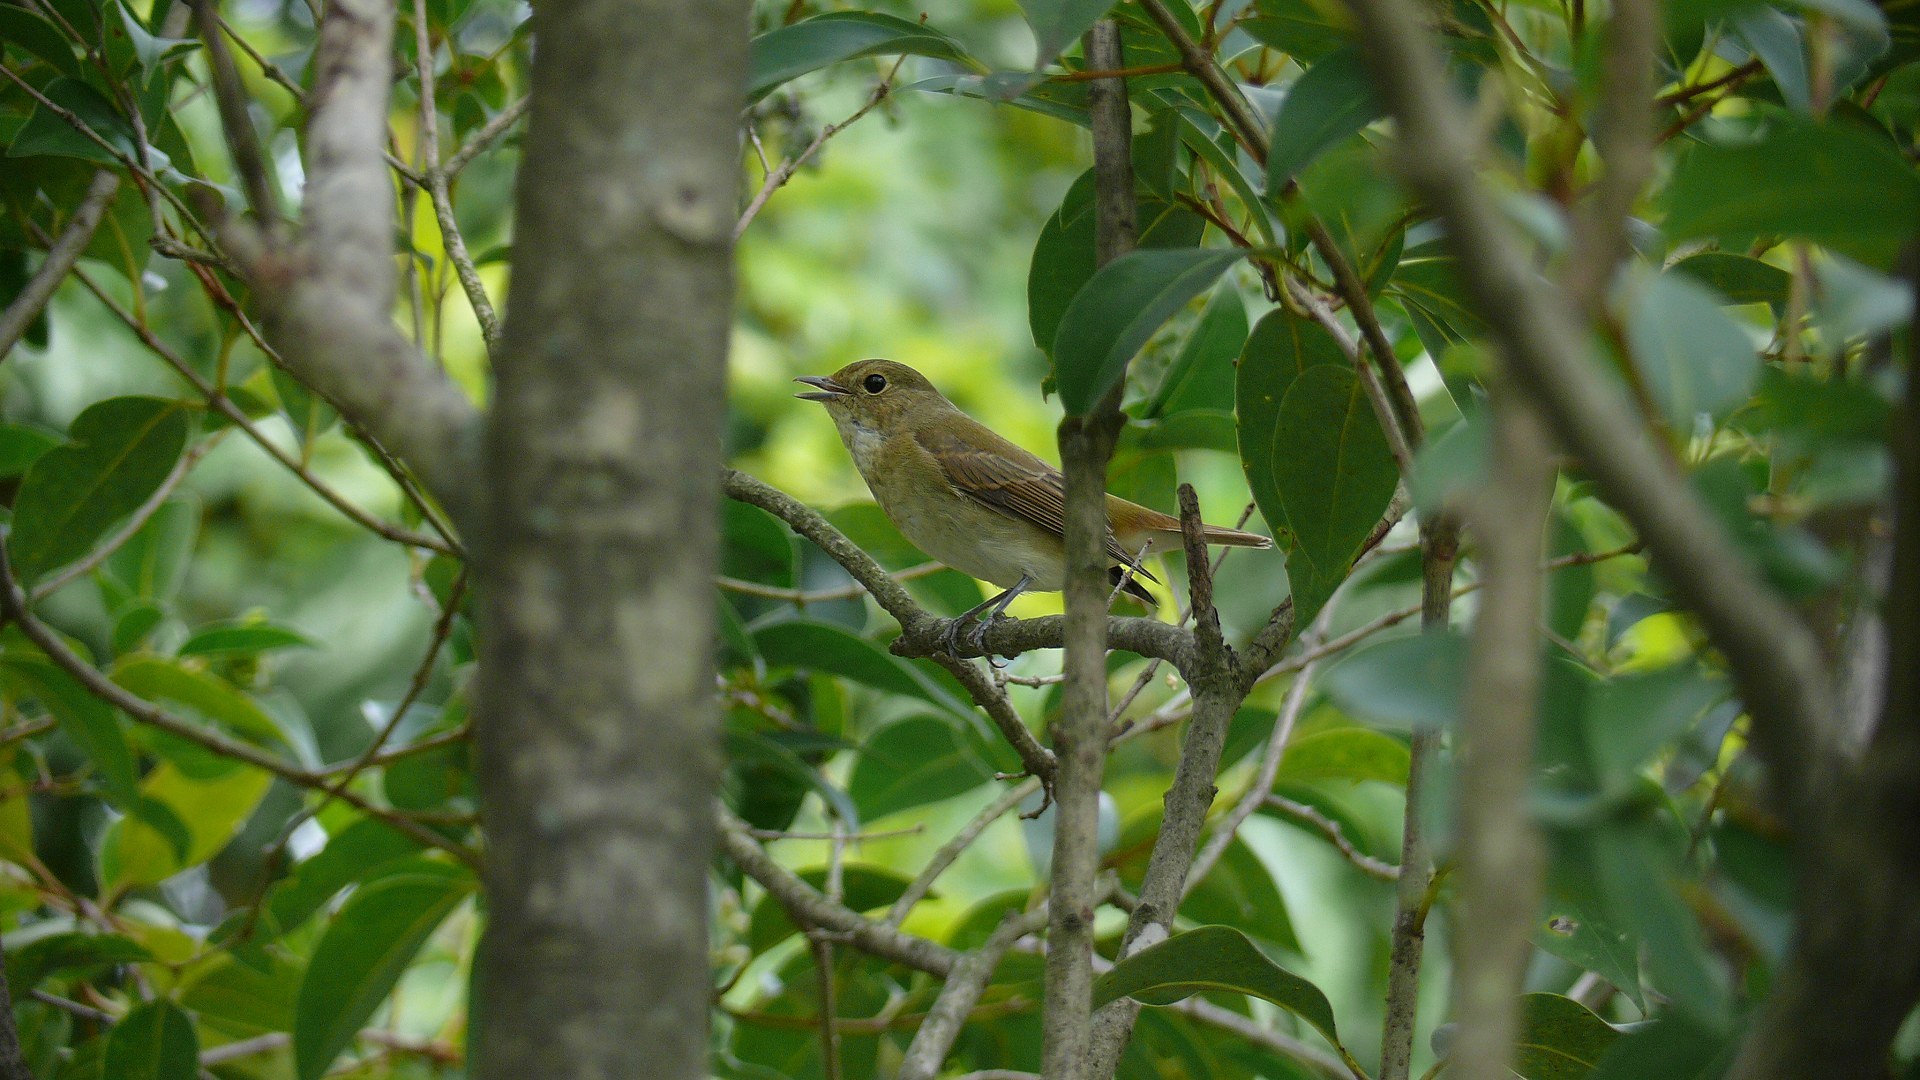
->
(267, 819, 427, 933)
(0, 423, 60, 478)
(1093, 926, 1345, 1053)
(724, 500, 799, 588)
(8, 78, 142, 164)
(103, 1000, 197, 1080)
(4, 931, 152, 991)
(1627, 273, 1760, 426)
(753, 619, 970, 718)
(294, 866, 473, 1080)
(1018, 0, 1117, 66)
(0, 656, 139, 803)
(113, 655, 290, 750)
(1584, 662, 1726, 789)
(1321, 633, 1469, 730)
(1182, 837, 1301, 953)
(1513, 993, 1623, 1080)
(1586, 1012, 1738, 1080)
(1029, 170, 1207, 356)
(1669, 252, 1793, 309)
(1054, 248, 1246, 414)
(748, 13, 971, 102)
(1237, 308, 1344, 535)
(178, 621, 314, 658)
(0, 5, 83, 77)
(1590, 821, 1728, 1020)
(1266, 46, 1382, 189)
(102, 497, 199, 603)
(1733, 7, 1811, 111)
(1145, 288, 1247, 418)
(848, 714, 996, 820)
(1243, 0, 1354, 61)
(112, 603, 165, 656)
(1276, 727, 1411, 786)
(101, 761, 274, 888)
(1536, 898, 1646, 1011)
(1663, 116, 1920, 266)
(8, 396, 191, 584)
(1263, 364, 1398, 627)
(271, 368, 339, 450)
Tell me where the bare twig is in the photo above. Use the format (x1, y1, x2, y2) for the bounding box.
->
(194, 0, 279, 229)
(736, 58, 904, 241)
(1045, 24, 1135, 1079)
(0, 170, 120, 359)
(1266, 796, 1402, 881)
(1561, 0, 1659, 315)
(412, 0, 501, 350)
(886, 779, 1040, 926)
(444, 97, 529, 176)
(897, 906, 1049, 1080)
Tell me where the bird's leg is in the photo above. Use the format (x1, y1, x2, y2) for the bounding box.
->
(942, 573, 1032, 662)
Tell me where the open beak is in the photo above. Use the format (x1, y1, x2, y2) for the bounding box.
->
(794, 375, 851, 402)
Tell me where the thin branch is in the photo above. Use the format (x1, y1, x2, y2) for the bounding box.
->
(1266, 795, 1402, 881)
(1045, 23, 1135, 1079)
(736, 59, 903, 242)
(220, 0, 482, 523)
(886, 779, 1040, 926)
(194, 0, 279, 229)
(897, 906, 1050, 1080)
(715, 805, 957, 977)
(1447, 389, 1553, 1080)
(0, 170, 120, 359)
(412, 0, 501, 350)
(444, 97, 529, 176)
(1561, 0, 1659, 315)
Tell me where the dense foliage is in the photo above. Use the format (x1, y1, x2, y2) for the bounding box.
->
(0, 0, 1915, 1077)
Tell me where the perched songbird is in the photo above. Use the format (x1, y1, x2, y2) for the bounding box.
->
(796, 359, 1271, 650)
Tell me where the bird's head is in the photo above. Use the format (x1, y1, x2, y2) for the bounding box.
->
(794, 359, 952, 434)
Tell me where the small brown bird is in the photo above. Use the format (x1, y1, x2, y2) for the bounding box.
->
(797, 359, 1271, 650)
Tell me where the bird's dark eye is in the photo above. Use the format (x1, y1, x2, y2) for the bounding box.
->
(863, 373, 888, 394)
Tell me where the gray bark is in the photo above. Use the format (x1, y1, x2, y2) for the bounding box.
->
(470, 0, 744, 1076)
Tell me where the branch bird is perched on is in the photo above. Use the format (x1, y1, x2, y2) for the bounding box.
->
(797, 359, 1272, 653)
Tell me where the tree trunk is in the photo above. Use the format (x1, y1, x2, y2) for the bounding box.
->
(470, 0, 744, 1076)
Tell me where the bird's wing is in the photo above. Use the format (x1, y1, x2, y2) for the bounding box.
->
(914, 419, 1151, 574)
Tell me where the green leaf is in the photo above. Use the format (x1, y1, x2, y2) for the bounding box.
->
(1029, 170, 1207, 356)
(103, 1000, 198, 1080)
(1513, 993, 1624, 1080)
(1732, 7, 1811, 112)
(1144, 288, 1247, 418)
(1243, 0, 1355, 61)
(724, 501, 799, 589)
(1584, 662, 1726, 790)
(8, 397, 191, 584)
(101, 761, 273, 888)
(1536, 899, 1645, 1012)
(1055, 248, 1247, 414)
(113, 655, 292, 751)
(753, 619, 971, 719)
(1236, 308, 1345, 579)
(108, 0, 196, 75)
(8, 77, 143, 164)
(266, 818, 426, 934)
(178, 621, 315, 659)
(1017, 0, 1116, 66)
(1669, 252, 1791, 310)
(294, 866, 473, 1080)
(748, 13, 971, 102)
(1626, 273, 1760, 427)
(1266, 46, 1383, 190)
(1276, 727, 1410, 786)
(102, 497, 199, 603)
(1663, 116, 1920, 267)
(1263, 364, 1398, 627)
(1320, 633, 1469, 729)
(0, 6, 83, 77)
(848, 714, 996, 820)
(0, 423, 61, 478)
(271, 368, 339, 450)
(4, 932, 152, 991)
(1092, 926, 1345, 1052)
(1182, 837, 1301, 953)
(0, 656, 139, 804)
